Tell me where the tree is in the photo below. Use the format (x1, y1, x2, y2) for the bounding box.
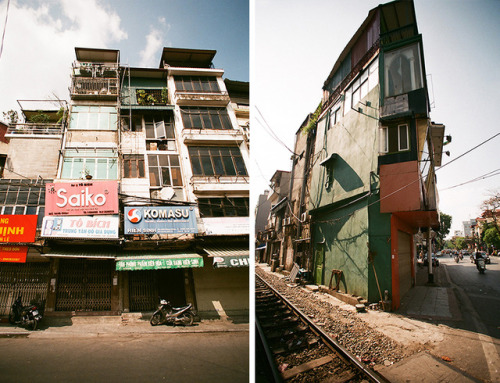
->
(2, 110, 19, 124)
(453, 237, 466, 250)
(483, 226, 500, 250)
(435, 213, 452, 249)
(480, 190, 500, 235)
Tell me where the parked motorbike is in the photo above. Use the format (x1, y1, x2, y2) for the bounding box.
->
(8, 296, 43, 331)
(454, 255, 459, 263)
(150, 298, 195, 326)
(476, 257, 486, 274)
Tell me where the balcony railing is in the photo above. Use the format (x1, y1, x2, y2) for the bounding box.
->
(174, 90, 229, 106)
(6, 123, 63, 136)
(70, 77, 119, 98)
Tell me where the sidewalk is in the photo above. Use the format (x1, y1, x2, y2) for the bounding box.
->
(0, 313, 249, 338)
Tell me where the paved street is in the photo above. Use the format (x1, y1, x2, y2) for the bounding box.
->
(0, 332, 249, 383)
(440, 254, 500, 339)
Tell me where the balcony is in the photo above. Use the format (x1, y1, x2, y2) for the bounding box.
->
(70, 77, 119, 100)
(6, 123, 63, 137)
(174, 90, 230, 106)
(120, 88, 171, 109)
(191, 175, 249, 194)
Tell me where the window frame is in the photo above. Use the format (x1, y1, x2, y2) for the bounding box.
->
(61, 149, 118, 180)
(70, 105, 118, 131)
(198, 197, 249, 217)
(147, 154, 183, 188)
(123, 154, 146, 178)
(188, 146, 248, 177)
(174, 76, 221, 93)
(181, 107, 233, 131)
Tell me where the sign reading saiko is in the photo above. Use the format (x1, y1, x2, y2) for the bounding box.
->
(124, 206, 198, 235)
(45, 181, 118, 216)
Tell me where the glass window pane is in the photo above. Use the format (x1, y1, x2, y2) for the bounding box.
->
(78, 113, 88, 129)
(149, 168, 160, 186)
(212, 156, 224, 175)
(148, 155, 158, 166)
(96, 158, 107, 179)
(201, 79, 211, 92)
(26, 206, 37, 215)
(175, 78, 183, 91)
(209, 78, 220, 92)
(192, 78, 202, 92)
(14, 206, 25, 215)
(192, 114, 202, 129)
(6, 189, 18, 204)
(165, 123, 175, 138)
(220, 113, 232, 130)
(88, 113, 98, 129)
(202, 113, 212, 129)
(171, 167, 182, 186)
(138, 158, 145, 178)
(17, 190, 29, 205)
(210, 112, 222, 130)
(161, 167, 171, 186)
(399, 125, 409, 150)
(182, 112, 191, 129)
(100, 112, 110, 130)
(159, 155, 169, 167)
(201, 156, 214, 176)
(72, 158, 84, 178)
(3, 206, 13, 214)
(222, 157, 236, 176)
(234, 156, 247, 175)
(85, 159, 96, 177)
(169, 155, 179, 167)
(190, 157, 202, 175)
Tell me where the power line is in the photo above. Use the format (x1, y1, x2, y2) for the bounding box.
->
(254, 105, 298, 156)
(440, 168, 500, 191)
(0, 0, 10, 61)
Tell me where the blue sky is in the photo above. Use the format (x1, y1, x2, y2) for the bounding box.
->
(0, 0, 248, 113)
(253, 0, 500, 236)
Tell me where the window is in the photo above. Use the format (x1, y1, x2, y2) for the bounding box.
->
(123, 155, 145, 178)
(0, 180, 48, 228)
(198, 197, 249, 217)
(181, 107, 233, 130)
(70, 106, 117, 130)
(143, 112, 176, 151)
(380, 124, 410, 153)
(384, 43, 423, 98)
(188, 146, 248, 177)
(344, 58, 379, 115)
(61, 149, 118, 179)
(174, 76, 220, 93)
(329, 105, 341, 130)
(121, 115, 143, 132)
(148, 154, 182, 187)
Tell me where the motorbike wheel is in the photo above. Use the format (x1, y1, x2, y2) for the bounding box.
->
(181, 312, 194, 326)
(31, 319, 37, 331)
(150, 313, 162, 326)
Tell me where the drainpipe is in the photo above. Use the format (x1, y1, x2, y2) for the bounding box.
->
(427, 227, 433, 283)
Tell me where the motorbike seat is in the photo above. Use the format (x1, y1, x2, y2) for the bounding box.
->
(173, 303, 191, 311)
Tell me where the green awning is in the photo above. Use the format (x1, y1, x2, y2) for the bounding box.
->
(116, 252, 203, 271)
(204, 247, 249, 268)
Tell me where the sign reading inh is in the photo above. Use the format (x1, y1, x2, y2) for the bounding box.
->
(45, 181, 118, 216)
(0, 215, 37, 243)
(124, 206, 198, 235)
(41, 216, 119, 239)
(0, 246, 28, 263)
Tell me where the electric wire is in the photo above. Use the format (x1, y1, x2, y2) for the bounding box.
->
(0, 0, 9, 61)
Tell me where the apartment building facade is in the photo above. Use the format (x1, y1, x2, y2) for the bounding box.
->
(308, 0, 446, 309)
(0, 47, 249, 321)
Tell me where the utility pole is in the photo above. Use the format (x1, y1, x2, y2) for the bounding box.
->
(427, 227, 433, 284)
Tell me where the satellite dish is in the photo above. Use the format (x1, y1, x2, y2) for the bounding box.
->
(160, 187, 175, 200)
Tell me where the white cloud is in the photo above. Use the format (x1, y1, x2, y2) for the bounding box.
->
(139, 18, 170, 68)
(0, 0, 127, 118)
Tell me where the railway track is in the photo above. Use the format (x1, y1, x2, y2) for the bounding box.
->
(255, 274, 389, 383)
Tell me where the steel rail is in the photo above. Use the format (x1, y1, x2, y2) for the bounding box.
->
(256, 274, 389, 383)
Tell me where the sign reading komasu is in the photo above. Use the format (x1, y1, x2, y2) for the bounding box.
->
(124, 206, 198, 235)
(45, 181, 118, 216)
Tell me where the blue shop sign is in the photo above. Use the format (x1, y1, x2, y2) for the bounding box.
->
(124, 206, 198, 235)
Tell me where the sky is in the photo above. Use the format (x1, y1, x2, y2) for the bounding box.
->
(252, 0, 500, 238)
(0, 0, 249, 113)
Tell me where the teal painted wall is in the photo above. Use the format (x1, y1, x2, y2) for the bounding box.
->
(313, 197, 370, 298)
(310, 83, 393, 302)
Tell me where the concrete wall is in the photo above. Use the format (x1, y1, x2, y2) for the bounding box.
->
(192, 256, 249, 320)
(5, 137, 61, 179)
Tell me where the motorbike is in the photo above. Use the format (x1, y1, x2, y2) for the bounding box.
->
(476, 257, 486, 274)
(150, 298, 196, 326)
(454, 255, 459, 263)
(8, 296, 43, 331)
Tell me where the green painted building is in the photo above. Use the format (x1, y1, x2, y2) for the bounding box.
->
(309, 0, 445, 309)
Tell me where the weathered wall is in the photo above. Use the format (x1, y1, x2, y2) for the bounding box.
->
(5, 137, 61, 179)
(192, 257, 249, 320)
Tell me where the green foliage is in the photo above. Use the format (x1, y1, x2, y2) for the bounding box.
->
(435, 213, 452, 248)
(2, 110, 19, 124)
(136, 89, 158, 105)
(29, 111, 50, 124)
(302, 102, 322, 135)
(483, 227, 500, 249)
(453, 237, 467, 250)
(161, 87, 168, 104)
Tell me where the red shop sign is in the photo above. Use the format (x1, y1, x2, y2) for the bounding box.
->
(0, 215, 37, 243)
(45, 181, 119, 216)
(0, 245, 28, 263)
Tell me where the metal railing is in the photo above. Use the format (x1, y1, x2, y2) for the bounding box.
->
(71, 77, 119, 97)
(6, 123, 63, 136)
